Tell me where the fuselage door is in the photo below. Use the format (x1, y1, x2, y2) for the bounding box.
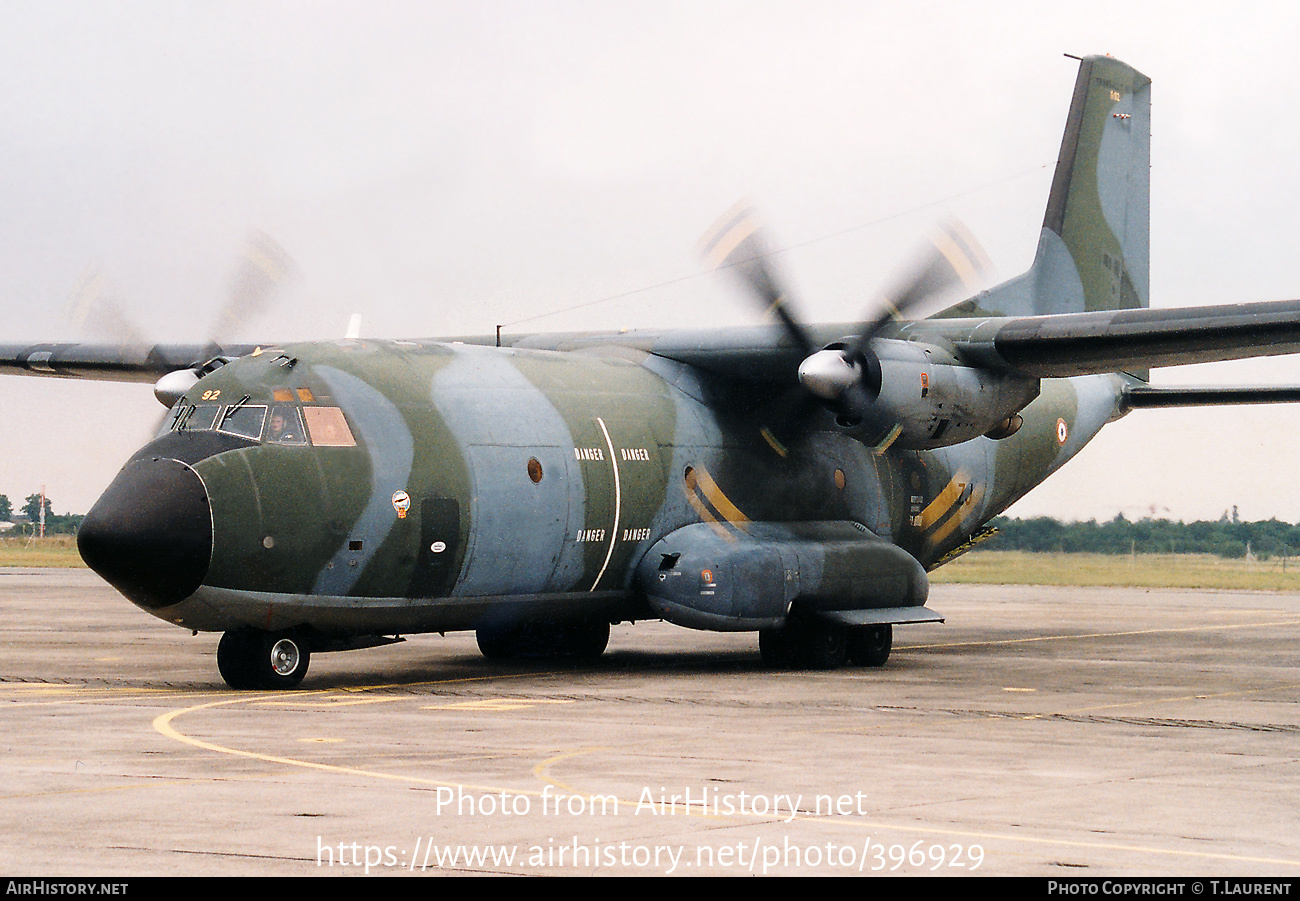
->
(411, 497, 460, 598)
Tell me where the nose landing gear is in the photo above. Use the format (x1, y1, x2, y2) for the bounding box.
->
(217, 628, 311, 689)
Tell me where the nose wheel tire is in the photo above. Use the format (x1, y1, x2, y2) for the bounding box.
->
(218, 629, 311, 689)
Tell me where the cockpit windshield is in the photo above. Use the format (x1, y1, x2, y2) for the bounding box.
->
(168, 398, 355, 447)
(217, 403, 267, 440)
(167, 403, 221, 433)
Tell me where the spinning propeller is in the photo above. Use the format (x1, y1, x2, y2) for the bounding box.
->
(701, 203, 990, 448)
(209, 230, 296, 345)
(155, 231, 296, 406)
(66, 271, 148, 347)
(67, 232, 296, 407)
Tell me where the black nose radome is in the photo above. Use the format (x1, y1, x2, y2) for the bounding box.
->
(78, 457, 212, 609)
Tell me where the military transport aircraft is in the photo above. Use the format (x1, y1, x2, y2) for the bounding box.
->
(5, 54, 1300, 689)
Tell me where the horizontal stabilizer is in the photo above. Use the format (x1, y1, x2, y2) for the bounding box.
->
(1122, 385, 1300, 410)
(956, 298, 1300, 377)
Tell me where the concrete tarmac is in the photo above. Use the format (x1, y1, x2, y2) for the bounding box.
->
(2, 567, 1298, 877)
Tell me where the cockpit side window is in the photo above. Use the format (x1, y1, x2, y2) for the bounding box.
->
(303, 406, 357, 447)
(266, 405, 307, 446)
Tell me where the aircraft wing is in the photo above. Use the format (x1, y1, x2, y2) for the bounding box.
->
(509, 324, 809, 381)
(7, 295, 1300, 388)
(509, 297, 1300, 386)
(0, 342, 258, 383)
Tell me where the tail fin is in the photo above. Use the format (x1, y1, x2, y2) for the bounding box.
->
(976, 55, 1151, 317)
(1039, 54, 1151, 314)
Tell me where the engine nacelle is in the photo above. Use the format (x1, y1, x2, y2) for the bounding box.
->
(818, 339, 1040, 450)
(875, 340, 1040, 448)
(636, 521, 929, 632)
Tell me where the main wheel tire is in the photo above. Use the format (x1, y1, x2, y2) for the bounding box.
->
(555, 619, 610, 659)
(848, 624, 892, 667)
(794, 617, 849, 670)
(263, 634, 309, 688)
(760, 616, 848, 670)
(477, 619, 610, 661)
(476, 624, 522, 660)
(759, 627, 795, 668)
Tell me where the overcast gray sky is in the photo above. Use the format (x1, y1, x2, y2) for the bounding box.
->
(5, 1, 1300, 522)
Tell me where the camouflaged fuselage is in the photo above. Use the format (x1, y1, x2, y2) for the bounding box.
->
(123, 338, 1124, 636)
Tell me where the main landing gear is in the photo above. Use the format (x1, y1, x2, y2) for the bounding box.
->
(217, 628, 311, 689)
(759, 616, 891, 670)
(476, 618, 610, 661)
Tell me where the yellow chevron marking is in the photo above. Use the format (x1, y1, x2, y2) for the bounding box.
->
(917, 471, 968, 531)
(422, 699, 574, 712)
(682, 471, 732, 541)
(759, 426, 789, 458)
(689, 464, 750, 527)
(928, 482, 985, 546)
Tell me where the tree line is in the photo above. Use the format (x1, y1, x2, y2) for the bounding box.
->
(983, 515, 1300, 559)
(0, 494, 84, 534)
(0, 490, 1294, 554)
